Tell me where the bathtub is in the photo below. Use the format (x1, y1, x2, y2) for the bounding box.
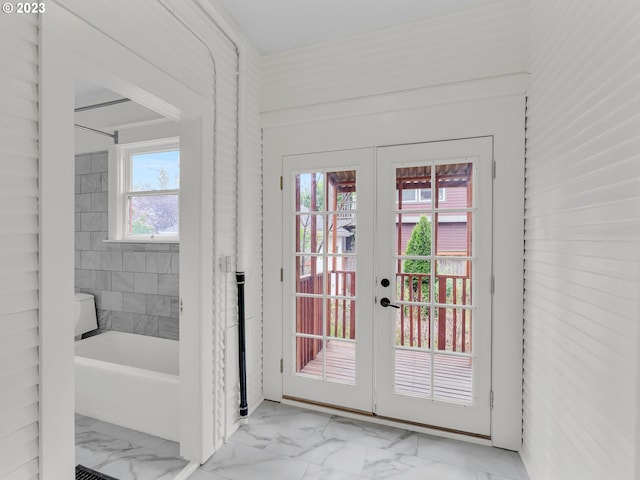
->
(75, 331, 179, 442)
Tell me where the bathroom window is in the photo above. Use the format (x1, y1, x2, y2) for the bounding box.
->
(108, 138, 180, 242)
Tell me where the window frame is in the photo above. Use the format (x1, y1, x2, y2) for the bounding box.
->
(108, 137, 180, 242)
(400, 187, 446, 204)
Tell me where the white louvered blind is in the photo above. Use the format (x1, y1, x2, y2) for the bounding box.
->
(523, 1, 640, 479)
(0, 13, 40, 480)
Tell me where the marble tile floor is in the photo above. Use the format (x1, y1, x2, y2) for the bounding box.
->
(75, 414, 188, 480)
(76, 402, 529, 480)
(192, 401, 529, 480)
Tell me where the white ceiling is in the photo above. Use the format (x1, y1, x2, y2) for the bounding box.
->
(215, 0, 481, 54)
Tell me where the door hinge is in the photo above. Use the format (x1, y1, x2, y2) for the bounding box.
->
(280, 358, 283, 373)
(491, 276, 495, 294)
(490, 391, 494, 409)
(280, 268, 283, 282)
(492, 161, 496, 179)
(280, 176, 283, 190)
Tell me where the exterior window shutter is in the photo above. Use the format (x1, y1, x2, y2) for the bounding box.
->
(0, 14, 41, 479)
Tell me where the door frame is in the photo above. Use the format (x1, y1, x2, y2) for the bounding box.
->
(39, 5, 215, 476)
(263, 74, 527, 449)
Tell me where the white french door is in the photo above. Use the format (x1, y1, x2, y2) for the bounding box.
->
(282, 148, 375, 412)
(282, 138, 493, 436)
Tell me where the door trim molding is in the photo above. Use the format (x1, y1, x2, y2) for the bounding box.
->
(263, 79, 525, 450)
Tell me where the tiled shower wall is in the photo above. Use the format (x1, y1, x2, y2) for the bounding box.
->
(74, 151, 180, 340)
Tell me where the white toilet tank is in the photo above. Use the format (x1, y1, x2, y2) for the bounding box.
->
(75, 293, 98, 337)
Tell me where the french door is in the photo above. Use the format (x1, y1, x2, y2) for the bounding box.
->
(282, 138, 493, 436)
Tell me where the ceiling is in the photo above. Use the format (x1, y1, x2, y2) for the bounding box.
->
(215, 0, 481, 54)
(75, 0, 482, 101)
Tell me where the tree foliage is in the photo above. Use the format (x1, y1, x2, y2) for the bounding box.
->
(404, 215, 432, 276)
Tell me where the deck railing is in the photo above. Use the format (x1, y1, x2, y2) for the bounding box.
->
(297, 270, 471, 372)
(297, 270, 356, 371)
(396, 273, 471, 352)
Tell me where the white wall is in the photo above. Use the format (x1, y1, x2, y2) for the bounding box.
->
(261, 0, 527, 450)
(522, 1, 640, 479)
(0, 13, 43, 480)
(261, 0, 527, 112)
(0, 0, 264, 474)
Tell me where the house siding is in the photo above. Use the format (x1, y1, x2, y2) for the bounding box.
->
(523, 1, 640, 478)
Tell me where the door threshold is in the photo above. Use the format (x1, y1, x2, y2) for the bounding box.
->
(282, 395, 492, 446)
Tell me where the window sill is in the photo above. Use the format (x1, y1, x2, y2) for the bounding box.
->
(104, 239, 180, 244)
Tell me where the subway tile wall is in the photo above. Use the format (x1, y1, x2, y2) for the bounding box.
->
(74, 151, 180, 340)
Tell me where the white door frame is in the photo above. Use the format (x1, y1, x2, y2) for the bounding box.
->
(263, 74, 527, 450)
(39, 4, 215, 477)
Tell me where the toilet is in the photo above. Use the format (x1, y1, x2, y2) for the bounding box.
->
(75, 293, 98, 338)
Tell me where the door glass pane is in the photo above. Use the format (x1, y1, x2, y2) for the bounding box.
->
(296, 337, 322, 378)
(395, 306, 430, 348)
(296, 298, 323, 336)
(435, 260, 471, 306)
(296, 214, 325, 254)
(295, 172, 325, 212)
(325, 340, 356, 384)
(435, 162, 472, 209)
(435, 213, 470, 256)
(295, 255, 323, 293)
(392, 162, 475, 403)
(434, 307, 472, 353)
(433, 354, 472, 405)
(293, 169, 357, 385)
(394, 349, 431, 398)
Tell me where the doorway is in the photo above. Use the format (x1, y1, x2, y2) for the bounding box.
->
(282, 137, 493, 436)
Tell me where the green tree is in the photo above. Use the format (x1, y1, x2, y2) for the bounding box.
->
(404, 215, 432, 277)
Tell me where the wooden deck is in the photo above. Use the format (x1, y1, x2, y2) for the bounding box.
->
(300, 340, 473, 405)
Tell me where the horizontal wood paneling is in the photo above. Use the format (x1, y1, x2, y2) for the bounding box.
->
(261, 0, 527, 112)
(0, 13, 40, 480)
(523, 1, 640, 478)
(56, 0, 213, 100)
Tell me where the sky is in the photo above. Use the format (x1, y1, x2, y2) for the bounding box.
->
(131, 150, 180, 190)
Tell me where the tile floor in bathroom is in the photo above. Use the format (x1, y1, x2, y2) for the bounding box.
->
(76, 401, 529, 480)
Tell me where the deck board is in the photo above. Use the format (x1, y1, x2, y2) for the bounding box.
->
(300, 340, 472, 404)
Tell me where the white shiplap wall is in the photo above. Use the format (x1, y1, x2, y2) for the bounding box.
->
(237, 45, 264, 421)
(523, 1, 640, 479)
(152, 0, 264, 441)
(0, 14, 40, 480)
(261, 0, 527, 112)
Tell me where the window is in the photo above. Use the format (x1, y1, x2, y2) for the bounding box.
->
(400, 188, 446, 203)
(108, 138, 180, 241)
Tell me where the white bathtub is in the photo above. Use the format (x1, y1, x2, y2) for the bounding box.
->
(75, 331, 179, 442)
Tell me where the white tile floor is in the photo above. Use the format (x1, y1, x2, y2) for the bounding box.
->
(75, 414, 187, 479)
(193, 401, 529, 480)
(76, 401, 529, 480)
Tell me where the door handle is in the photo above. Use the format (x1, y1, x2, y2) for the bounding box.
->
(380, 297, 400, 309)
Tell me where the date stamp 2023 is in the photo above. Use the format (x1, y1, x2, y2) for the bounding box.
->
(2, 2, 45, 14)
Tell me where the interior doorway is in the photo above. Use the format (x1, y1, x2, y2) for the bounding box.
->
(282, 137, 493, 436)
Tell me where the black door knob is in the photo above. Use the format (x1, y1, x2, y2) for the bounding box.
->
(380, 297, 400, 308)
(381, 278, 390, 287)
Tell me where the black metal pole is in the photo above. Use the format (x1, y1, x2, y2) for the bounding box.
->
(236, 272, 248, 418)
